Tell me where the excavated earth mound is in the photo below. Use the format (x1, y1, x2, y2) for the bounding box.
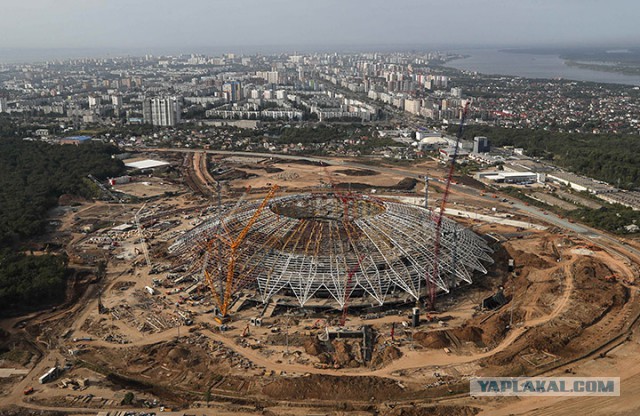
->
(262, 374, 411, 401)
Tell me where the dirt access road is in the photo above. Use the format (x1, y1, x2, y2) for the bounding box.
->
(64, 257, 577, 382)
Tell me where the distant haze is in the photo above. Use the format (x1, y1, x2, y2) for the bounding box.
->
(1, 0, 638, 51)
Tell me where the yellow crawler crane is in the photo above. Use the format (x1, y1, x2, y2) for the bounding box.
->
(204, 185, 279, 321)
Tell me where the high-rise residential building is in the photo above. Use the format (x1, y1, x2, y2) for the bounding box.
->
(88, 95, 100, 108)
(256, 71, 279, 84)
(404, 99, 421, 115)
(143, 96, 182, 126)
(473, 136, 490, 153)
(0, 97, 7, 113)
(142, 99, 152, 124)
(222, 81, 242, 102)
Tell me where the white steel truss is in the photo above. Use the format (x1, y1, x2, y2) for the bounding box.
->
(169, 193, 494, 309)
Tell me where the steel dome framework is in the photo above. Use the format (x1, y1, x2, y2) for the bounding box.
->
(170, 193, 493, 309)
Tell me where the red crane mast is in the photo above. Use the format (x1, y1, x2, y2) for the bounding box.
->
(426, 102, 470, 309)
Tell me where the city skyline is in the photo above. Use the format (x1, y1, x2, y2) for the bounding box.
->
(1, 0, 638, 51)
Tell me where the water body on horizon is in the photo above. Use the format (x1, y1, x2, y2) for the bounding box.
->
(446, 49, 640, 87)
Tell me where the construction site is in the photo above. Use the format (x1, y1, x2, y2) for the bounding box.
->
(2, 147, 640, 416)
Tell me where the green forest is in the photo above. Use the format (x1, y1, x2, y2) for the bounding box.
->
(0, 138, 124, 313)
(274, 124, 382, 145)
(456, 126, 640, 190)
(0, 250, 68, 312)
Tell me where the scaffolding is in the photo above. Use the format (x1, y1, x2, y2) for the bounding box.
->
(170, 193, 493, 310)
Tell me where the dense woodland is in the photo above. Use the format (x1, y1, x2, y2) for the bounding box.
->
(457, 126, 640, 190)
(0, 250, 68, 312)
(275, 125, 368, 144)
(0, 139, 124, 313)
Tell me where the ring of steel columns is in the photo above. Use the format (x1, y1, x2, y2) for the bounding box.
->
(170, 193, 494, 309)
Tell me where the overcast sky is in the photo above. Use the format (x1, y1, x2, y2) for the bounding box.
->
(1, 0, 638, 51)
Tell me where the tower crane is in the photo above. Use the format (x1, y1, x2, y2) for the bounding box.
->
(204, 185, 279, 321)
(199, 186, 251, 291)
(426, 102, 470, 309)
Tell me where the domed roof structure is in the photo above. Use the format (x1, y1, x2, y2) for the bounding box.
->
(170, 193, 493, 309)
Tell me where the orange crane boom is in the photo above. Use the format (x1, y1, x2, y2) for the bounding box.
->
(205, 184, 279, 319)
(222, 185, 278, 316)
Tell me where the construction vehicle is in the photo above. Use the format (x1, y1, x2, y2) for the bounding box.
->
(313, 319, 326, 329)
(23, 387, 34, 395)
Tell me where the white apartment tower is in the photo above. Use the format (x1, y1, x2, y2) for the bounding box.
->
(111, 95, 123, 107)
(88, 95, 100, 108)
(143, 96, 182, 126)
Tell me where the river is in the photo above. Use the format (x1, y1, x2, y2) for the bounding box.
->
(445, 49, 640, 87)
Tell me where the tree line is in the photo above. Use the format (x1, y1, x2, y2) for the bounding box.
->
(0, 138, 124, 313)
(457, 125, 640, 190)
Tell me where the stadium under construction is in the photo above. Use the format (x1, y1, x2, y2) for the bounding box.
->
(169, 191, 494, 315)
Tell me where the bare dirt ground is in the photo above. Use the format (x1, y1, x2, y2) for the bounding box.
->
(2, 152, 640, 415)
(113, 177, 182, 199)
